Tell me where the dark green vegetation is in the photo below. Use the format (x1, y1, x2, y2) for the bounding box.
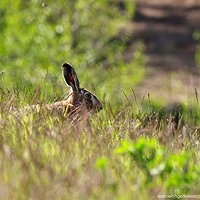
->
(194, 30, 200, 67)
(0, 0, 200, 199)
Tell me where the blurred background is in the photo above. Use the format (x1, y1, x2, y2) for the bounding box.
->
(0, 0, 200, 110)
(133, 0, 200, 105)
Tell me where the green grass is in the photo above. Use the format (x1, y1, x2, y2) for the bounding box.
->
(1, 90, 200, 199)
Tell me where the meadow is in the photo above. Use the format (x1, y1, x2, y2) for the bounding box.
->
(0, 0, 200, 199)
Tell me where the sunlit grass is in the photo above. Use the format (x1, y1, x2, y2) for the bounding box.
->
(0, 88, 200, 199)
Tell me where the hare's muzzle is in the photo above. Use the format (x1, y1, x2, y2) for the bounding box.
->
(97, 103, 103, 111)
(91, 99, 102, 113)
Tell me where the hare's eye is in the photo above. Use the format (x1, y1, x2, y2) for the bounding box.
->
(84, 93, 92, 99)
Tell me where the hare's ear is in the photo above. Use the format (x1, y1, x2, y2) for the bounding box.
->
(62, 63, 80, 91)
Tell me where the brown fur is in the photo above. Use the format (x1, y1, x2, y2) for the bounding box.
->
(13, 63, 102, 118)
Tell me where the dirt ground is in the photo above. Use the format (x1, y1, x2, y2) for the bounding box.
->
(127, 0, 200, 104)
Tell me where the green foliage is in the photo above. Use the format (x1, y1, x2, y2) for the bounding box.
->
(115, 137, 200, 194)
(95, 156, 108, 170)
(193, 31, 200, 67)
(0, 0, 141, 109)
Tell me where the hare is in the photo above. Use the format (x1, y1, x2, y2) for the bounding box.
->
(13, 63, 102, 117)
(50, 63, 102, 115)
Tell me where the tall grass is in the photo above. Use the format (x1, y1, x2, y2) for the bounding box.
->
(0, 89, 200, 199)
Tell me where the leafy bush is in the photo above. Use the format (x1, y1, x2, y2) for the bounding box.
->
(115, 137, 200, 194)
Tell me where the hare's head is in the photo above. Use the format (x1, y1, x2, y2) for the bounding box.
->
(62, 63, 102, 114)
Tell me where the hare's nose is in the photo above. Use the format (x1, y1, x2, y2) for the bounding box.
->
(98, 103, 103, 111)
